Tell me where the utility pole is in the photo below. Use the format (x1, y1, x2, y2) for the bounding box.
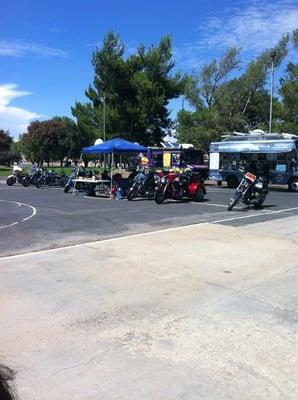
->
(269, 51, 276, 134)
(103, 92, 106, 142)
(103, 92, 106, 168)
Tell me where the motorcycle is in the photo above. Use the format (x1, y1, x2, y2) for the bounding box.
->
(154, 170, 206, 204)
(227, 170, 269, 211)
(6, 164, 25, 185)
(64, 167, 94, 193)
(127, 167, 158, 201)
(36, 170, 67, 188)
(64, 166, 80, 193)
(22, 166, 43, 187)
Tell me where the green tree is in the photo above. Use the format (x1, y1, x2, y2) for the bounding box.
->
(194, 47, 240, 109)
(51, 117, 81, 165)
(277, 29, 298, 134)
(72, 31, 184, 146)
(21, 117, 79, 166)
(178, 34, 290, 149)
(0, 130, 14, 165)
(10, 141, 22, 163)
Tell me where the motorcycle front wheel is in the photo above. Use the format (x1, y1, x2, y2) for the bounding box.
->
(227, 200, 236, 211)
(22, 177, 30, 187)
(227, 191, 241, 211)
(193, 188, 204, 202)
(127, 185, 138, 201)
(35, 179, 43, 188)
(64, 185, 71, 193)
(154, 190, 165, 204)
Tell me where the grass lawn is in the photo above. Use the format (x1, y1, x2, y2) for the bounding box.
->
(49, 167, 105, 175)
(0, 166, 107, 177)
(0, 167, 11, 176)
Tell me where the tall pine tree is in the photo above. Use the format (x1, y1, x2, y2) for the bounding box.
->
(72, 32, 184, 146)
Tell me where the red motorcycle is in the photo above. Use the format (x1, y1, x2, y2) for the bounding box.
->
(154, 170, 206, 204)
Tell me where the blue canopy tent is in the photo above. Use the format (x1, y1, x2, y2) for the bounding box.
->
(82, 138, 148, 197)
(82, 138, 148, 154)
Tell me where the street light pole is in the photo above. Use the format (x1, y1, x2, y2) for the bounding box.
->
(103, 92, 106, 142)
(103, 92, 106, 168)
(269, 51, 276, 134)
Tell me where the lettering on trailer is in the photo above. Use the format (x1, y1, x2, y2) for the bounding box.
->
(210, 141, 295, 153)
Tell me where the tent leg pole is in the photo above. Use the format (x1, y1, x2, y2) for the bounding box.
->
(110, 152, 114, 199)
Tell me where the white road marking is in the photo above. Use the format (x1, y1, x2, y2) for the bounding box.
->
(199, 202, 227, 208)
(0, 187, 25, 189)
(83, 195, 111, 200)
(208, 206, 298, 224)
(1, 206, 297, 261)
(0, 200, 37, 229)
(206, 188, 231, 193)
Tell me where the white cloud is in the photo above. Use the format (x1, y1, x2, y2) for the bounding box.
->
(0, 40, 69, 58)
(175, 0, 298, 69)
(0, 84, 44, 139)
(201, 0, 298, 51)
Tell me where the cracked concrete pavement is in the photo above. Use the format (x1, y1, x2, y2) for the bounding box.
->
(0, 217, 297, 399)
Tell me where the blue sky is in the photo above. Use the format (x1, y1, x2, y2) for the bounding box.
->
(1, 0, 297, 138)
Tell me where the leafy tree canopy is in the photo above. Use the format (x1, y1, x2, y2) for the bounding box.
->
(0, 129, 20, 165)
(0, 130, 13, 152)
(178, 33, 295, 151)
(72, 31, 185, 146)
(21, 117, 79, 165)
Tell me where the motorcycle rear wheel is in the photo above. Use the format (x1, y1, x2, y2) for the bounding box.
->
(253, 193, 266, 209)
(288, 177, 298, 192)
(59, 176, 68, 187)
(6, 176, 15, 186)
(64, 185, 70, 193)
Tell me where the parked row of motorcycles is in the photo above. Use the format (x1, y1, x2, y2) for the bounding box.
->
(6, 164, 269, 210)
(127, 167, 206, 204)
(6, 165, 68, 188)
(58, 165, 207, 203)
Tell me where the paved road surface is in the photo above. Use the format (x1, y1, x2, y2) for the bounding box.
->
(0, 184, 297, 256)
(0, 213, 297, 399)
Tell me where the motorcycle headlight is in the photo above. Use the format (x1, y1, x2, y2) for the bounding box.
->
(255, 182, 263, 190)
(154, 176, 161, 184)
(161, 176, 166, 183)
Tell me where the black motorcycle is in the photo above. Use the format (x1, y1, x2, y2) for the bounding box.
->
(227, 170, 268, 211)
(36, 170, 67, 188)
(127, 168, 157, 201)
(23, 166, 42, 187)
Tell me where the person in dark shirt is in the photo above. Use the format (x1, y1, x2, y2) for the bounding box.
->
(262, 161, 270, 181)
(245, 160, 258, 176)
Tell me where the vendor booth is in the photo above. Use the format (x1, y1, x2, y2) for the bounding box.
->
(81, 138, 148, 197)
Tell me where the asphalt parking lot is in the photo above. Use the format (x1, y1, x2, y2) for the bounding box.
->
(0, 182, 297, 257)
